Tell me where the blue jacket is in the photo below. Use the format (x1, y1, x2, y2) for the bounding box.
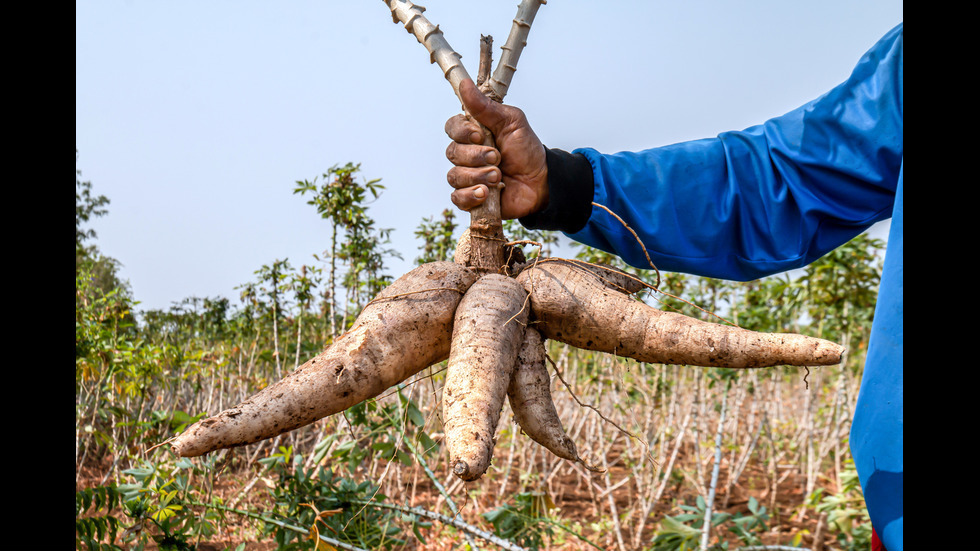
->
(522, 23, 903, 550)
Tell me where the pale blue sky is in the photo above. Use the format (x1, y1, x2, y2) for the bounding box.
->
(76, 1, 902, 312)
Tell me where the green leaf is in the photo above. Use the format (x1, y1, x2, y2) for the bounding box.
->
(412, 520, 427, 544)
(396, 449, 413, 467)
(712, 512, 732, 526)
(416, 430, 438, 455)
(405, 401, 425, 428)
(659, 515, 701, 537)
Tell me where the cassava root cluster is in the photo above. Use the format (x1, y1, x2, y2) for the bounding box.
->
(171, 255, 843, 481)
(169, 0, 844, 480)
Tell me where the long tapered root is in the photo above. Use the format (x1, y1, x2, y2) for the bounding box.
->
(517, 262, 844, 369)
(443, 274, 529, 481)
(508, 327, 589, 466)
(171, 262, 478, 457)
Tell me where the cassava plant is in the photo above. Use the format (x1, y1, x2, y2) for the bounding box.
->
(167, 0, 844, 484)
(415, 208, 458, 264)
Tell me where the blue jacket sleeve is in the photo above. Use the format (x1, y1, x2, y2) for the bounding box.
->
(555, 24, 902, 281)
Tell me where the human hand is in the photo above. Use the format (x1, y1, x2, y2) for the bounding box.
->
(445, 78, 548, 220)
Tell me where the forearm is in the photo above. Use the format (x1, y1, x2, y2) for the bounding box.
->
(527, 24, 903, 281)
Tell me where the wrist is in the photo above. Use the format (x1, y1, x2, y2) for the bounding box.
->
(533, 145, 550, 214)
(518, 147, 593, 233)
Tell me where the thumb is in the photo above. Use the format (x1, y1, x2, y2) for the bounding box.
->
(459, 78, 508, 134)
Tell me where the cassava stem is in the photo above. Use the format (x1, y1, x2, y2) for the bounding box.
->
(467, 0, 545, 268)
(483, 0, 546, 102)
(385, 0, 503, 270)
(171, 262, 477, 457)
(384, 0, 543, 272)
(384, 0, 471, 103)
(517, 262, 844, 369)
(383, 0, 545, 104)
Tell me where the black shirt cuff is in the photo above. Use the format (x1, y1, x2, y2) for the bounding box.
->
(518, 147, 594, 233)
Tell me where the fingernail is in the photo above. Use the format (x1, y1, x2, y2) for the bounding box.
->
(474, 187, 486, 199)
(470, 131, 483, 144)
(485, 150, 498, 164)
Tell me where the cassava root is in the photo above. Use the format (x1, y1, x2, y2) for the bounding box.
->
(442, 274, 529, 481)
(517, 261, 844, 369)
(171, 261, 477, 457)
(508, 327, 600, 471)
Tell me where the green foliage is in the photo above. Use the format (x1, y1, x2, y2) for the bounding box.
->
(252, 390, 437, 549)
(482, 491, 560, 550)
(76, 485, 125, 550)
(255, 259, 293, 322)
(415, 208, 458, 264)
(725, 497, 770, 546)
(75, 457, 225, 550)
(76, 260, 150, 465)
(261, 447, 404, 550)
(116, 459, 223, 549)
(332, 389, 438, 472)
(294, 162, 385, 231)
(77, 151, 130, 300)
(294, 162, 400, 329)
(796, 233, 883, 354)
(76, 150, 110, 252)
(807, 459, 872, 551)
(288, 264, 322, 316)
(651, 495, 770, 551)
(649, 514, 703, 551)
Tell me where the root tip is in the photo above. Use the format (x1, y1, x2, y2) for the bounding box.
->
(578, 458, 606, 473)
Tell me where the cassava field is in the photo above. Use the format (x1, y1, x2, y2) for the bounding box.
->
(77, 162, 884, 551)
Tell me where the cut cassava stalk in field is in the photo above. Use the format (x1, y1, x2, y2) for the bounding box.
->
(171, 262, 477, 457)
(516, 261, 843, 368)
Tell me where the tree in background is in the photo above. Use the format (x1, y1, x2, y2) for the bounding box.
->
(294, 163, 399, 334)
(76, 150, 130, 300)
(76, 152, 109, 252)
(415, 208, 458, 264)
